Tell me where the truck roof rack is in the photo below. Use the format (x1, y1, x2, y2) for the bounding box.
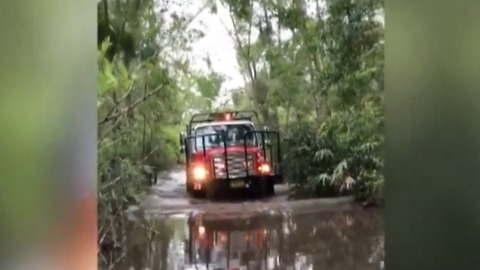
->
(188, 110, 258, 129)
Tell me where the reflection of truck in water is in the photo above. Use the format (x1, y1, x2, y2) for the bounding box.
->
(184, 214, 283, 270)
(179, 110, 283, 200)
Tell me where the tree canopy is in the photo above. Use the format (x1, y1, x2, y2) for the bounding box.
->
(97, 0, 384, 264)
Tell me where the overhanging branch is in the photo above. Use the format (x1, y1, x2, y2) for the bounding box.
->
(98, 84, 164, 125)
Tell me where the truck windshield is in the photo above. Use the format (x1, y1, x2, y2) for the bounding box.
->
(193, 123, 256, 151)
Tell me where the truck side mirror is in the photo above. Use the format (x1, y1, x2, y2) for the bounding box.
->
(179, 131, 186, 153)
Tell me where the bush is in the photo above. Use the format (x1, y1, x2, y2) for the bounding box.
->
(97, 43, 182, 255)
(283, 99, 384, 201)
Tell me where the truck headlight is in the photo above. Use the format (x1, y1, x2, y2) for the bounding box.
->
(258, 163, 271, 174)
(192, 166, 207, 180)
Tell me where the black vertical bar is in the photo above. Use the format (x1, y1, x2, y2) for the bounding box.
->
(212, 135, 217, 179)
(212, 134, 216, 179)
(261, 132, 266, 161)
(184, 137, 189, 168)
(202, 135, 206, 161)
(192, 132, 195, 150)
(268, 131, 273, 168)
(223, 133, 229, 179)
(244, 131, 249, 176)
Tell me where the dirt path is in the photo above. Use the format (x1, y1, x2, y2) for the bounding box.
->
(130, 167, 354, 215)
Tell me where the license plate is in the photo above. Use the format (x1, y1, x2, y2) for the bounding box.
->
(230, 180, 244, 188)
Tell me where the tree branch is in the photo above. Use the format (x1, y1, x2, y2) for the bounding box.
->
(247, 2, 253, 66)
(98, 84, 164, 125)
(140, 145, 159, 164)
(100, 84, 135, 125)
(219, 4, 257, 81)
(184, 2, 210, 27)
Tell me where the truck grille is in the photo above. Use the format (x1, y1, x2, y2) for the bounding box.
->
(212, 153, 255, 179)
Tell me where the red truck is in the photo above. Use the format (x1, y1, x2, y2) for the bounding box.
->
(179, 110, 283, 200)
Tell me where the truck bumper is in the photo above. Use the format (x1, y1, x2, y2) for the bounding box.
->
(207, 175, 282, 189)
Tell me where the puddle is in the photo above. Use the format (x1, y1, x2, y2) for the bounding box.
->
(104, 169, 384, 270)
(108, 207, 383, 269)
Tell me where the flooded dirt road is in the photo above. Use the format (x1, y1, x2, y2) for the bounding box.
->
(136, 168, 292, 212)
(113, 168, 384, 270)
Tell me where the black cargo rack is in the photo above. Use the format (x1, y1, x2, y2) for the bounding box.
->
(183, 130, 282, 181)
(187, 110, 259, 131)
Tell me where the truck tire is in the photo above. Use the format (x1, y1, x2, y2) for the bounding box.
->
(250, 180, 267, 199)
(268, 180, 275, 196)
(188, 184, 203, 198)
(206, 183, 217, 201)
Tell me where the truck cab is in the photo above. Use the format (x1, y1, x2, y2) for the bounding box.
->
(179, 110, 282, 200)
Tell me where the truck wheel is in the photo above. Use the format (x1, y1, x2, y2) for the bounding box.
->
(192, 187, 206, 199)
(206, 183, 217, 201)
(251, 181, 267, 199)
(186, 181, 193, 195)
(261, 180, 270, 198)
(268, 180, 275, 196)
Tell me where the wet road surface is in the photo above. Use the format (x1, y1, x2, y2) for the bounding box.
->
(112, 168, 384, 270)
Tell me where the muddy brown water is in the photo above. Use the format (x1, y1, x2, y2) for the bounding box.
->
(105, 168, 384, 270)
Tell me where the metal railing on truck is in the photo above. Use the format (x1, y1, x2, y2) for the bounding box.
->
(187, 110, 259, 130)
(184, 133, 229, 179)
(182, 130, 282, 179)
(243, 130, 282, 177)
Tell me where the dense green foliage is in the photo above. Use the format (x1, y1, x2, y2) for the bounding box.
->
(97, 0, 225, 258)
(221, 0, 384, 200)
(97, 0, 384, 260)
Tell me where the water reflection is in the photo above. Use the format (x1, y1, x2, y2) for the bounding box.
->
(185, 214, 282, 269)
(118, 208, 383, 270)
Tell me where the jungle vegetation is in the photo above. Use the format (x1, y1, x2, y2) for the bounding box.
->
(97, 0, 384, 261)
